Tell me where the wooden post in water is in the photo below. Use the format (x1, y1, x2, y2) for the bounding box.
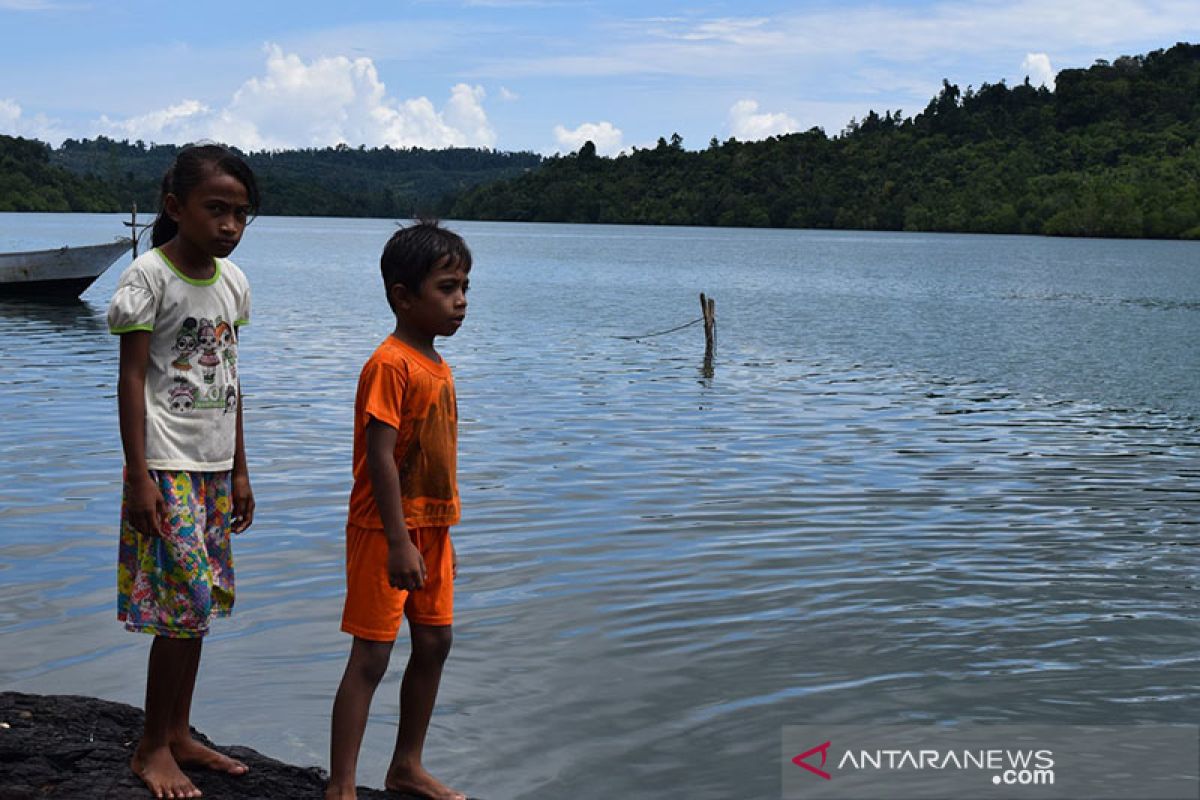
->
(699, 292, 716, 352)
(699, 292, 716, 376)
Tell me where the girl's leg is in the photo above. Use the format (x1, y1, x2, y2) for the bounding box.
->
(326, 636, 395, 800)
(132, 635, 202, 799)
(385, 623, 463, 800)
(166, 638, 248, 774)
(161, 470, 244, 775)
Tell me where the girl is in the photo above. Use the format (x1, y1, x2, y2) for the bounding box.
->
(108, 144, 260, 799)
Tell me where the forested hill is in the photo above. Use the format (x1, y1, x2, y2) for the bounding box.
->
(0, 136, 542, 217)
(0, 135, 118, 213)
(450, 42, 1200, 239)
(3, 42, 1198, 238)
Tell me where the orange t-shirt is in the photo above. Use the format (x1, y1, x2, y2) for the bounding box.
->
(346, 336, 460, 530)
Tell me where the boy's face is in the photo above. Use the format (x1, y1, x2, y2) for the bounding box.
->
(394, 257, 470, 337)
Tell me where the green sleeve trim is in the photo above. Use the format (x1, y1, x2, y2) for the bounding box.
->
(235, 319, 250, 327)
(110, 325, 154, 334)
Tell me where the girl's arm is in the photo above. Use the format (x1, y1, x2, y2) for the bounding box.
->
(117, 331, 167, 537)
(366, 418, 425, 591)
(230, 382, 254, 533)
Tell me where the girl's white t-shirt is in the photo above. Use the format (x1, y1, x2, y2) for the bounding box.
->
(107, 248, 251, 472)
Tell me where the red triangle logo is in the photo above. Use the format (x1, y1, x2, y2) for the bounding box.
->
(792, 740, 832, 780)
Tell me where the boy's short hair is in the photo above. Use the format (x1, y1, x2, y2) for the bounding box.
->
(381, 220, 472, 309)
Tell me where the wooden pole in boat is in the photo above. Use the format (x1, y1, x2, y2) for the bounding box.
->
(124, 203, 153, 257)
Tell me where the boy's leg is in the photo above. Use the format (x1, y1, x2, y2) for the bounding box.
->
(167, 638, 248, 775)
(132, 636, 203, 799)
(385, 623, 464, 800)
(326, 636, 395, 800)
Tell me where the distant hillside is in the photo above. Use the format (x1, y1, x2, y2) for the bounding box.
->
(0, 135, 542, 217)
(0, 135, 120, 212)
(4, 42, 1198, 239)
(51, 139, 542, 218)
(450, 42, 1200, 239)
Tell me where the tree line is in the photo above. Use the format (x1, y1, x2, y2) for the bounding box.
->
(2, 42, 1198, 238)
(0, 136, 542, 217)
(450, 42, 1200, 239)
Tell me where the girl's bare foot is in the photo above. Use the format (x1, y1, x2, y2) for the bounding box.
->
(170, 736, 248, 776)
(324, 782, 358, 800)
(385, 763, 465, 800)
(131, 743, 202, 799)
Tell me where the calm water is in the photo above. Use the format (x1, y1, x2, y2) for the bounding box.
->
(1, 213, 1198, 799)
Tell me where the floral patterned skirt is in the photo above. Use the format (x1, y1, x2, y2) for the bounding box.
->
(117, 470, 235, 638)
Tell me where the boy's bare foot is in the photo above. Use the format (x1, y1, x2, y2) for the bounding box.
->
(131, 744, 202, 799)
(385, 764, 466, 800)
(170, 737, 249, 776)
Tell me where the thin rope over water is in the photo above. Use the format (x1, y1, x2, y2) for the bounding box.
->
(614, 317, 704, 340)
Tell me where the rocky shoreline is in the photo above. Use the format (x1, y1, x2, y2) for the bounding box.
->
(0, 692, 400, 799)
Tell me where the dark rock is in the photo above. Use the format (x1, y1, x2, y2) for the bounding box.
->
(0, 692, 405, 799)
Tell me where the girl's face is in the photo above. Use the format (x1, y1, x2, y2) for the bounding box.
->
(167, 169, 252, 259)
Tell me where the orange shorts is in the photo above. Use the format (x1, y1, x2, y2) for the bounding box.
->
(341, 524, 454, 641)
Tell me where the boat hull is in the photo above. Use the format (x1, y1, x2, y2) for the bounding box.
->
(0, 241, 132, 297)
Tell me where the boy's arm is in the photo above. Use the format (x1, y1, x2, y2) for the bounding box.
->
(117, 331, 167, 537)
(365, 418, 426, 590)
(231, 382, 254, 532)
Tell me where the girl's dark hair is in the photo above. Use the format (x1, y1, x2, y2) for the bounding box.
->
(151, 144, 261, 247)
(380, 219, 472, 309)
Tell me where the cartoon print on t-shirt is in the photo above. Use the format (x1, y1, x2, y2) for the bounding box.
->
(168, 379, 196, 413)
(197, 318, 220, 384)
(171, 317, 199, 373)
(215, 319, 237, 381)
(164, 314, 237, 414)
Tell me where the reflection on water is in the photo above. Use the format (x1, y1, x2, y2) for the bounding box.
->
(0, 216, 1198, 799)
(0, 297, 107, 332)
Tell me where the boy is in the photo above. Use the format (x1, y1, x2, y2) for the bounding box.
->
(326, 221, 471, 800)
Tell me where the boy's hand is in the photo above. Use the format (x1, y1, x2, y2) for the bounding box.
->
(231, 471, 255, 533)
(387, 539, 426, 591)
(128, 472, 168, 538)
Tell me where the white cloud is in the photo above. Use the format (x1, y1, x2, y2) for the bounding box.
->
(552, 120, 623, 155)
(443, 83, 495, 147)
(97, 100, 211, 143)
(675, 17, 776, 45)
(1022, 52, 1056, 89)
(0, 97, 66, 142)
(481, 1, 1200, 81)
(499, 86, 519, 101)
(94, 44, 495, 151)
(727, 99, 798, 141)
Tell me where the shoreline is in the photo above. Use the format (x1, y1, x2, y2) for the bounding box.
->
(4, 209, 1196, 244)
(0, 692, 400, 799)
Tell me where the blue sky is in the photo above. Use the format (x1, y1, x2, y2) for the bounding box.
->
(1, 0, 1197, 155)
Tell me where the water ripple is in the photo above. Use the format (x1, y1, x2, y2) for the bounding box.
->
(0, 217, 1197, 799)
